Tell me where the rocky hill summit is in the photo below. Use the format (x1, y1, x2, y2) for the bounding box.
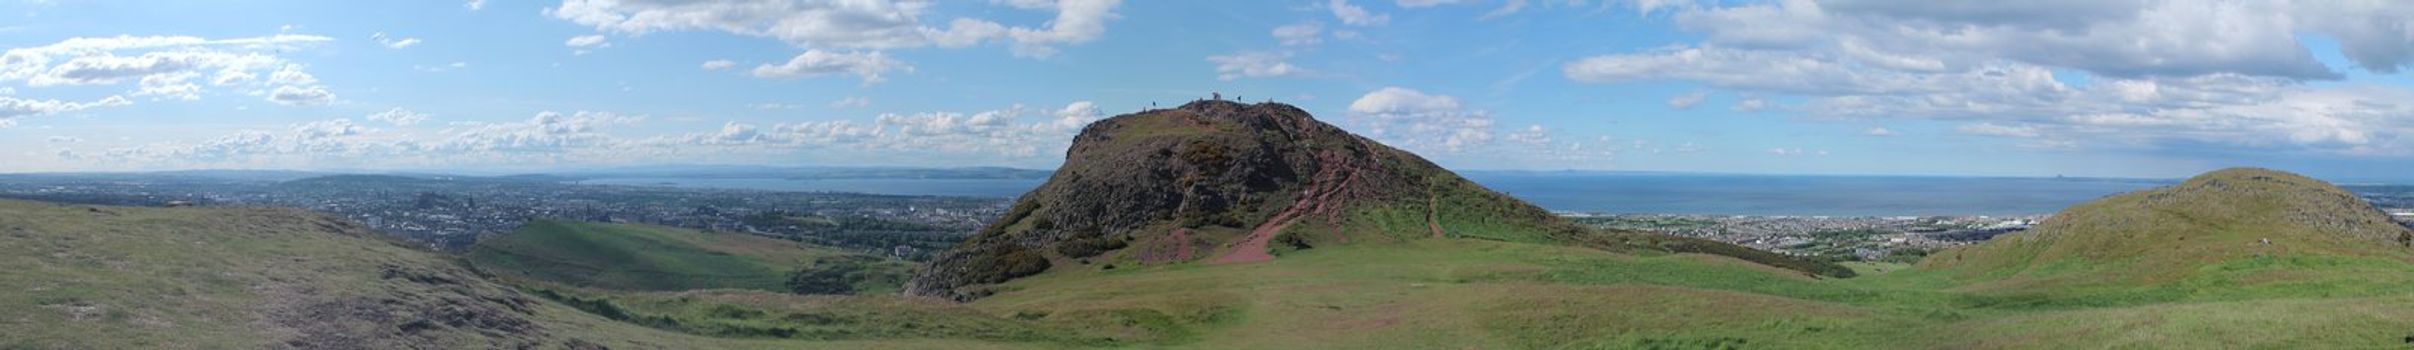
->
(904, 100, 1849, 300)
(1920, 167, 2414, 289)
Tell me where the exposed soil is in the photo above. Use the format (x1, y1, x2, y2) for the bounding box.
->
(1428, 183, 1444, 239)
(1137, 228, 1198, 264)
(1212, 150, 1359, 264)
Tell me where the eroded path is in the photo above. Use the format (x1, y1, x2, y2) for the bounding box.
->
(1212, 150, 1357, 264)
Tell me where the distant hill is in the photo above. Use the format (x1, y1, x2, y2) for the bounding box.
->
(905, 100, 1849, 300)
(0, 198, 1116, 348)
(465, 219, 913, 294)
(1920, 167, 2414, 294)
(0, 199, 591, 348)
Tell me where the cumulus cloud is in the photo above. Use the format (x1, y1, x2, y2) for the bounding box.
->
(1957, 122, 2040, 138)
(1206, 51, 1304, 81)
(658, 101, 1105, 159)
(414, 62, 468, 73)
(1346, 87, 1495, 152)
(0, 95, 131, 122)
(267, 85, 334, 106)
(564, 35, 609, 48)
(1863, 126, 1897, 137)
(1273, 22, 1323, 46)
(699, 59, 736, 70)
(549, 0, 1121, 58)
(1563, 0, 2414, 156)
(0, 34, 335, 113)
(371, 32, 421, 49)
(367, 108, 431, 126)
(1666, 90, 1708, 110)
(828, 96, 870, 109)
(1480, 0, 1527, 19)
(434, 111, 642, 154)
(749, 50, 912, 83)
(1766, 147, 1828, 157)
(1329, 0, 1389, 26)
(465, 0, 486, 10)
(82, 101, 1115, 170)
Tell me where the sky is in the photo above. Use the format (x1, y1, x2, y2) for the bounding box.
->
(3, 0, 2413, 180)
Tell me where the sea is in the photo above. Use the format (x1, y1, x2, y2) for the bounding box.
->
(576, 173, 2177, 217)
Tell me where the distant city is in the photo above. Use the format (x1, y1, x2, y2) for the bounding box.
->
(4, 169, 2408, 264)
(0, 170, 1010, 260)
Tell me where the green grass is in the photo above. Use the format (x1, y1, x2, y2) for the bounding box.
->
(954, 235, 2414, 349)
(15, 181, 2414, 350)
(466, 219, 913, 293)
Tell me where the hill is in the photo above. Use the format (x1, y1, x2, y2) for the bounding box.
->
(0, 199, 684, 348)
(905, 100, 1850, 300)
(1919, 167, 2414, 297)
(466, 219, 914, 294)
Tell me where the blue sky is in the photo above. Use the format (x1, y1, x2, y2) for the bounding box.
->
(3, 0, 2412, 180)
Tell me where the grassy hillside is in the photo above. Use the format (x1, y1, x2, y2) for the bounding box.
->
(9, 191, 2414, 348)
(0, 198, 982, 349)
(909, 100, 1849, 300)
(466, 219, 913, 294)
(1919, 168, 2414, 298)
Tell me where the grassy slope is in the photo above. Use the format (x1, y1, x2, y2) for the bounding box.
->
(959, 237, 2414, 349)
(12, 190, 2412, 349)
(0, 198, 1014, 350)
(467, 219, 913, 293)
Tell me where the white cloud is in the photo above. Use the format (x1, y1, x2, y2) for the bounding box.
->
(0, 35, 340, 112)
(1863, 126, 1897, 137)
(751, 102, 808, 110)
(829, 96, 870, 109)
(433, 111, 642, 153)
(549, 0, 1122, 58)
(1562, 1, 2414, 156)
(46, 136, 81, 143)
(1396, 0, 1463, 8)
(414, 62, 468, 73)
(699, 59, 736, 70)
(565, 35, 610, 48)
(1665, 90, 1708, 110)
(465, 0, 486, 11)
(749, 50, 912, 83)
(371, 32, 421, 49)
(0, 95, 131, 122)
(1480, 0, 1527, 19)
(293, 118, 372, 139)
(1346, 87, 1494, 152)
(1662, 0, 2398, 80)
(1956, 123, 2040, 138)
(1329, 0, 1389, 26)
(267, 85, 333, 106)
(1273, 22, 1323, 46)
(1732, 95, 1767, 112)
(1505, 124, 1550, 146)
(659, 101, 1103, 159)
(1766, 147, 1827, 156)
(366, 108, 431, 126)
(1206, 51, 1304, 81)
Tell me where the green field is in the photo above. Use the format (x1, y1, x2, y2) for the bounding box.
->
(11, 168, 2414, 349)
(466, 219, 914, 294)
(481, 233, 2414, 349)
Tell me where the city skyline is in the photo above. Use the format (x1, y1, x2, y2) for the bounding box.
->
(4, 1, 2414, 180)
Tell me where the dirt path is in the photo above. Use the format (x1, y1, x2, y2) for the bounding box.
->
(1212, 150, 1356, 264)
(1427, 183, 1444, 239)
